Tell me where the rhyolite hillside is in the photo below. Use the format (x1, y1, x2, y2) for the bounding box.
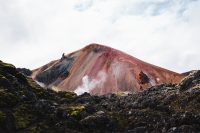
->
(1, 60, 200, 132)
(32, 44, 185, 95)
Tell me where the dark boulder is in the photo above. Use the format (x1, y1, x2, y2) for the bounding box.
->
(17, 68, 32, 76)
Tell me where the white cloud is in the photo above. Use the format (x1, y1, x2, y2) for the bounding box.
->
(0, 0, 200, 72)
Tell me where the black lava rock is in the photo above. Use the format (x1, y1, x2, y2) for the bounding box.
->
(0, 61, 200, 133)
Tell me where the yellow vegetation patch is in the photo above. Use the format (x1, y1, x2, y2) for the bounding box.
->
(66, 105, 85, 116)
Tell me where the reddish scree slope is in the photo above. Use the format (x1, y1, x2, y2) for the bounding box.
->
(32, 44, 185, 95)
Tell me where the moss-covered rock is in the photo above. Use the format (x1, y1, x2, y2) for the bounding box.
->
(116, 91, 129, 97)
(0, 62, 16, 75)
(0, 60, 200, 132)
(64, 91, 77, 99)
(191, 85, 200, 90)
(13, 104, 33, 130)
(0, 89, 18, 108)
(65, 104, 85, 117)
(0, 74, 12, 88)
(109, 112, 128, 129)
(26, 77, 42, 90)
(0, 111, 6, 123)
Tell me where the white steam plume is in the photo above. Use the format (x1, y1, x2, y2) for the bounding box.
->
(75, 71, 107, 95)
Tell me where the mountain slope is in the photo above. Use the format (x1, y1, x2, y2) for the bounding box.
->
(1, 60, 200, 132)
(32, 44, 185, 95)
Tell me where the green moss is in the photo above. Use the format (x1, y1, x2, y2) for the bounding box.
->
(64, 91, 77, 99)
(38, 122, 49, 129)
(0, 74, 12, 88)
(0, 62, 15, 68)
(29, 127, 38, 133)
(0, 62, 16, 75)
(0, 74, 6, 79)
(116, 92, 128, 97)
(26, 77, 41, 89)
(191, 85, 200, 90)
(13, 104, 32, 130)
(66, 105, 85, 116)
(0, 111, 6, 122)
(109, 112, 128, 129)
(169, 100, 184, 113)
(28, 122, 49, 133)
(0, 89, 18, 107)
(26, 77, 47, 98)
(15, 72, 28, 84)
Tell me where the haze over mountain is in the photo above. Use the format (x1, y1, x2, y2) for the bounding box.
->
(32, 44, 185, 95)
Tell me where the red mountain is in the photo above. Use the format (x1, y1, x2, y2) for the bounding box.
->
(31, 44, 185, 95)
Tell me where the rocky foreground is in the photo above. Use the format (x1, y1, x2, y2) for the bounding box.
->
(0, 60, 200, 133)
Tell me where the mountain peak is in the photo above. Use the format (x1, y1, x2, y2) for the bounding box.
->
(32, 44, 185, 95)
(82, 43, 113, 53)
(84, 43, 108, 49)
(85, 43, 117, 49)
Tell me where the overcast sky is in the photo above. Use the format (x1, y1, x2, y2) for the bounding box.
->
(0, 0, 200, 72)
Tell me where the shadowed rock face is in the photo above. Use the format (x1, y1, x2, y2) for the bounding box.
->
(32, 44, 185, 95)
(17, 68, 32, 76)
